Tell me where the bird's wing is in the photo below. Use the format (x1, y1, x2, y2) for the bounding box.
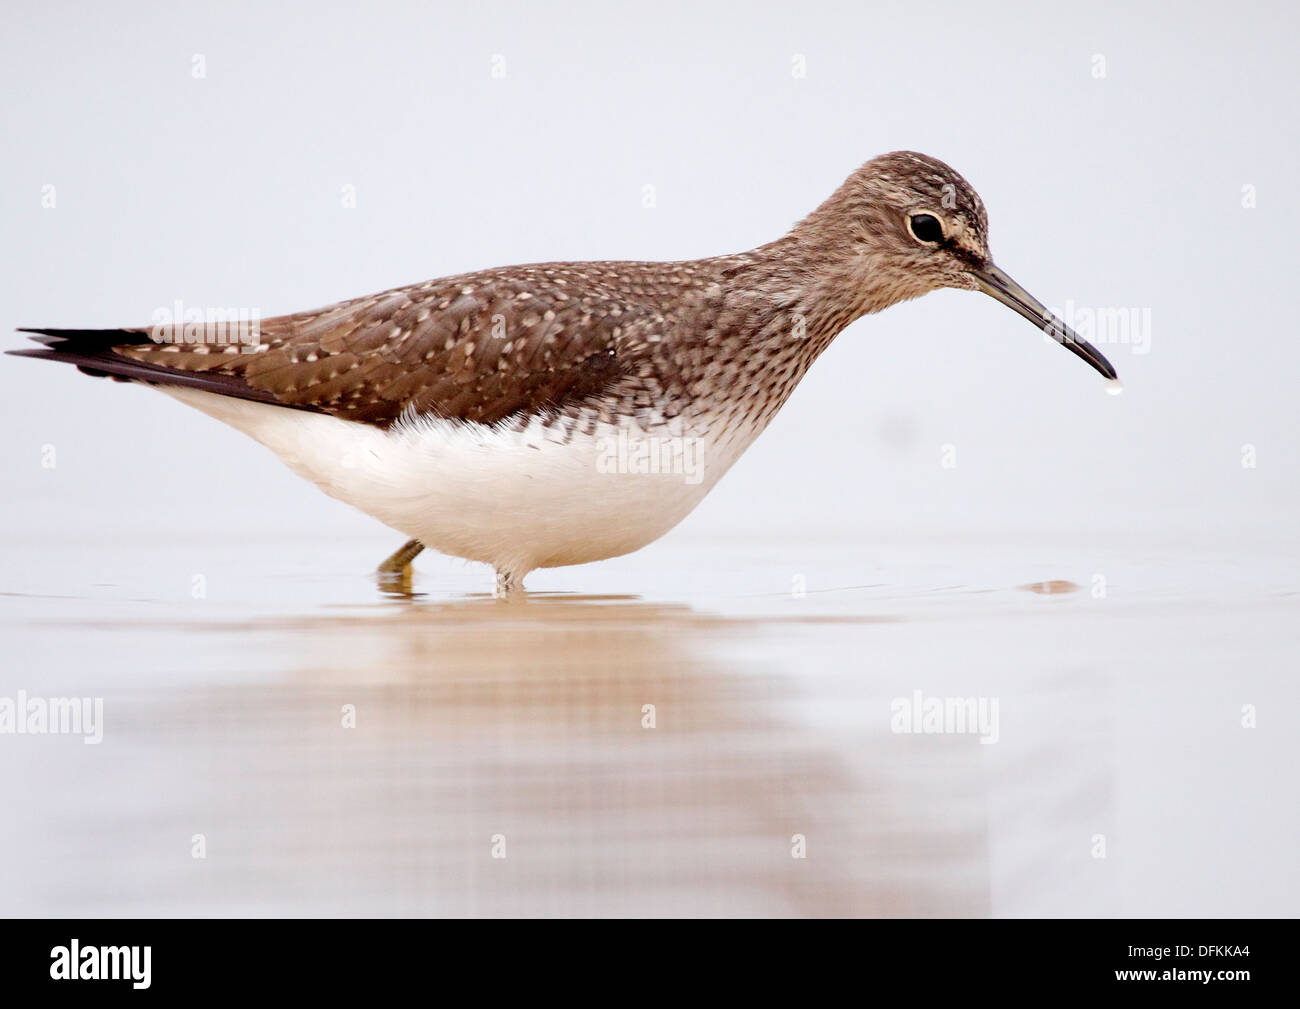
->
(13, 264, 657, 428)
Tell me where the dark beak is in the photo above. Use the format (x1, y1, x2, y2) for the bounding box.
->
(974, 264, 1118, 381)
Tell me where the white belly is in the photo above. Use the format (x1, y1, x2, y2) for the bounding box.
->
(161, 388, 756, 574)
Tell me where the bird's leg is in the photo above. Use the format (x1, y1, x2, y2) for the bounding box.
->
(493, 568, 523, 599)
(376, 538, 424, 592)
(378, 538, 424, 573)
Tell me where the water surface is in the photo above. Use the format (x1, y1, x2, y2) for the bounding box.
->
(1, 529, 1295, 916)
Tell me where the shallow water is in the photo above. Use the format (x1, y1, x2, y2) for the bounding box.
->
(1, 528, 1296, 917)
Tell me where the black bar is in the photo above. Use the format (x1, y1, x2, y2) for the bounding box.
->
(0, 920, 1276, 996)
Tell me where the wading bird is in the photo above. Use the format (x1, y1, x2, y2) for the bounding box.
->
(11, 152, 1118, 595)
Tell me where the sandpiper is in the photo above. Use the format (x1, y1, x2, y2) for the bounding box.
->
(11, 152, 1118, 595)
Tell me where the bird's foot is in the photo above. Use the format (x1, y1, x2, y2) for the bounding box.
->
(493, 568, 524, 599)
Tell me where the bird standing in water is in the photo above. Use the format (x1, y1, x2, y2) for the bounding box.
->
(11, 151, 1118, 595)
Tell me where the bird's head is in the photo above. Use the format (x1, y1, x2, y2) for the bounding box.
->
(799, 150, 1118, 382)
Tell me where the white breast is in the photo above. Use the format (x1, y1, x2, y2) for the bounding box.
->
(161, 388, 760, 575)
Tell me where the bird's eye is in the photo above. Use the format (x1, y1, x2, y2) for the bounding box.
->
(908, 213, 945, 244)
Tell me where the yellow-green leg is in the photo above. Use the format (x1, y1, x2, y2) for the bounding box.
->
(376, 538, 424, 593)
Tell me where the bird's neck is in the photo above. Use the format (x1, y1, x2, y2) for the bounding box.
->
(708, 225, 913, 363)
(655, 230, 911, 442)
